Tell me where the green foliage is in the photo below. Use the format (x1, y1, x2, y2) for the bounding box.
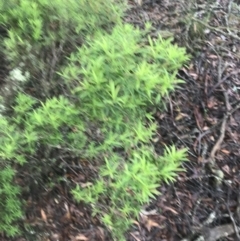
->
(0, 0, 127, 97)
(0, 1, 190, 240)
(60, 23, 189, 138)
(72, 148, 187, 241)
(63, 23, 189, 240)
(0, 0, 126, 50)
(0, 118, 26, 163)
(0, 166, 22, 237)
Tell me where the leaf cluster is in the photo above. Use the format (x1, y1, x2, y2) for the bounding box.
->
(72, 147, 187, 241)
(0, 0, 127, 98)
(60, 23, 189, 143)
(61, 23, 189, 240)
(0, 1, 190, 240)
(0, 166, 22, 237)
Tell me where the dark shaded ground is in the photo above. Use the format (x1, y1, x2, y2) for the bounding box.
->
(1, 0, 240, 241)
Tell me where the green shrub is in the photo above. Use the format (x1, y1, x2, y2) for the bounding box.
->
(0, 0, 127, 97)
(0, 118, 23, 237)
(60, 23, 188, 146)
(62, 23, 189, 240)
(72, 146, 187, 240)
(0, 165, 22, 237)
(0, 1, 190, 240)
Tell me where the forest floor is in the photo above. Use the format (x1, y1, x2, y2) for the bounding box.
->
(2, 0, 240, 241)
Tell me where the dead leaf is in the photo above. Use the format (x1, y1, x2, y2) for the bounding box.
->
(61, 211, 71, 223)
(63, 202, 71, 220)
(40, 209, 47, 223)
(208, 54, 218, 59)
(163, 206, 178, 215)
(233, 110, 240, 122)
(51, 233, 60, 241)
(140, 213, 162, 232)
(229, 116, 238, 127)
(130, 232, 141, 241)
(145, 218, 161, 232)
(222, 165, 230, 175)
(189, 72, 198, 80)
(75, 234, 88, 241)
(175, 112, 190, 121)
(210, 135, 215, 141)
(96, 227, 105, 241)
(134, 0, 142, 5)
(194, 107, 204, 130)
(220, 149, 230, 154)
(202, 126, 209, 131)
(207, 97, 218, 109)
(140, 209, 158, 215)
(133, 220, 141, 230)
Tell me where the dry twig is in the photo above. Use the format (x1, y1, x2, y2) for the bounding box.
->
(192, 17, 240, 42)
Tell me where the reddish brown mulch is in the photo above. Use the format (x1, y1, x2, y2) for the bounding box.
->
(1, 0, 240, 241)
(124, 1, 240, 241)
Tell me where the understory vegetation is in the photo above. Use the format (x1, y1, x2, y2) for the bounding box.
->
(0, 0, 189, 240)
